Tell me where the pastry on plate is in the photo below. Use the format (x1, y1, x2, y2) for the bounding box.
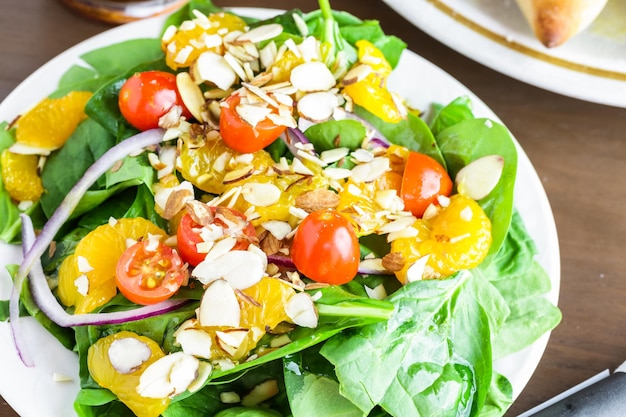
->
(515, 0, 608, 47)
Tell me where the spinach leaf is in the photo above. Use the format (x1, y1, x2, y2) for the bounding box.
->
(214, 408, 283, 417)
(428, 95, 475, 137)
(320, 270, 503, 416)
(284, 349, 363, 417)
(304, 119, 366, 151)
(482, 212, 561, 360)
(480, 373, 513, 417)
(165, 360, 289, 417)
(40, 118, 115, 218)
(436, 118, 518, 259)
(304, 8, 406, 69)
(40, 116, 158, 224)
(305, 0, 357, 71)
(354, 105, 446, 167)
(164, 0, 258, 28)
(53, 39, 163, 98)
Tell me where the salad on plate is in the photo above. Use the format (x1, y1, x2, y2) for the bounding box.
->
(0, 1, 561, 416)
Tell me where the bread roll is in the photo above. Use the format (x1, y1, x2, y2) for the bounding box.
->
(515, 0, 608, 47)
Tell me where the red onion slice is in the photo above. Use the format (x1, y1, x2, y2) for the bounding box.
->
(16, 128, 165, 292)
(20, 213, 187, 328)
(10, 129, 189, 331)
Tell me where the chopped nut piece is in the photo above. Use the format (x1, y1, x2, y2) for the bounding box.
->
(382, 252, 406, 272)
(295, 189, 340, 213)
(162, 188, 195, 220)
(183, 200, 213, 226)
(260, 231, 282, 256)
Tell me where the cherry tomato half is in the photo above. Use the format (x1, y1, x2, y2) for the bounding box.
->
(116, 238, 188, 305)
(176, 205, 257, 266)
(400, 151, 453, 218)
(290, 209, 360, 285)
(219, 94, 287, 153)
(118, 70, 192, 131)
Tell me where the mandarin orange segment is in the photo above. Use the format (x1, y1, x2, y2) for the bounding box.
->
(391, 194, 492, 283)
(0, 149, 44, 202)
(88, 331, 169, 417)
(15, 91, 92, 152)
(162, 12, 247, 70)
(57, 218, 166, 314)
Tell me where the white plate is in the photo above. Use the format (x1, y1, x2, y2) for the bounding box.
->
(383, 0, 626, 107)
(0, 8, 560, 416)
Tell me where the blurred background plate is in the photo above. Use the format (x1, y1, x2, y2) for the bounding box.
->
(382, 0, 626, 107)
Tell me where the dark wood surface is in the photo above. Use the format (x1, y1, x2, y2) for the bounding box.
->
(1, 0, 625, 416)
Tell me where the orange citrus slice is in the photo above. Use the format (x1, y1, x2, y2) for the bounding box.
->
(0, 149, 44, 202)
(15, 91, 92, 153)
(57, 217, 166, 314)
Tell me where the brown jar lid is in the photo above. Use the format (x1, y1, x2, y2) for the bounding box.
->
(59, 0, 189, 25)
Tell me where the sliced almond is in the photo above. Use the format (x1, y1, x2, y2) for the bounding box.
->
(364, 283, 388, 300)
(187, 361, 212, 393)
(406, 254, 430, 283)
(297, 91, 340, 122)
(342, 64, 373, 86)
(223, 165, 254, 184)
(455, 155, 505, 200)
(137, 352, 199, 398)
(351, 157, 391, 183)
(241, 379, 280, 407)
(174, 328, 214, 360)
(259, 41, 278, 69)
(216, 328, 250, 357)
(235, 23, 283, 45)
(242, 182, 281, 207)
(177, 72, 206, 122)
(261, 220, 292, 240)
(220, 391, 241, 404)
(290, 62, 336, 92)
(193, 250, 266, 290)
(195, 51, 237, 91)
(197, 279, 241, 327)
(236, 102, 272, 128)
(108, 337, 151, 375)
(284, 292, 318, 328)
(322, 167, 352, 180)
(320, 147, 349, 164)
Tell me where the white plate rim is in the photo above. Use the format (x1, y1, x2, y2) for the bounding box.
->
(382, 0, 626, 108)
(0, 7, 560, 416)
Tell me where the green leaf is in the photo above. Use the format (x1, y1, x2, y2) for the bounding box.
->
(53, 39, 163, 97)
(480, 373, 513, 417)
(320, 271, 504, 416)
(214, 408, 283, 417)
(284, 350, 362, 417)
(304, 119, 366, 151)
(354, 105, 446, 167)
(428, 96, 475, 137)
(40, 118, 115, 218)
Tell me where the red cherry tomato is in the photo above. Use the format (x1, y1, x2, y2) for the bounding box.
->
(115, 238, 188, 305)
(400, 151, 453, 218)
(291, 209, 360, 285)
(118, 70, 191, 131)
(219, 93, 287, 153)
(176, 206, 257, 266)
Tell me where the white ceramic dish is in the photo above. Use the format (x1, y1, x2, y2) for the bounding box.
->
(383, 0, 626, 107)
(0, 7, 560, 416)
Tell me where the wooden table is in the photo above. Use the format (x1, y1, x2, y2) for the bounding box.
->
(1, 0, 625, 416)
